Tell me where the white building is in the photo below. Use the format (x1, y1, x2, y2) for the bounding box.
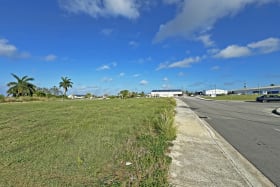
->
(203, 89, 228, 97)
(68, 94, 86, 99)
(150, 89, 183, 97)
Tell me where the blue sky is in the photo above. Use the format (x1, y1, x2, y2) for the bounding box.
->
(1, 0, 280, 95)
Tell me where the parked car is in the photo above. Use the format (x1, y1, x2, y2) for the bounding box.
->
(256, 95, 280, 102)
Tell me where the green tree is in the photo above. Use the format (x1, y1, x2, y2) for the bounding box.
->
(85, 93, 92, 99)
(7, 73, 36, 97)
(131, 91, 137, 98)
(59, 77, 73, 96)
(35, 87, 51, 97)
(119, 90, 130, 98)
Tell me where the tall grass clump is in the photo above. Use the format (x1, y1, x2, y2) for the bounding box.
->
(154, 109, 176, 141)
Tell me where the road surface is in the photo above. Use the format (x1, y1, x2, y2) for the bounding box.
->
(180, 96, 280, 186)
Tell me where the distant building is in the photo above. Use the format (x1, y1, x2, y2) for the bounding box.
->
(68, 94, 86, 99)
(233, 85, 280, 95)
(150, 89, 183, 97)
(203, 89, 228, 97)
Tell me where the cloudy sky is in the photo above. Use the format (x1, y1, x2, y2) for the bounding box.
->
(1, 0, 280, 95)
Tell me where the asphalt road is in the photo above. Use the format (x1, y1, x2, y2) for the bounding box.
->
(180, 96, 280, 186)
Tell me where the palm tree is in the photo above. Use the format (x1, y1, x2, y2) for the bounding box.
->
(7, 73, 36, 97)
(59, 77, 73, 97)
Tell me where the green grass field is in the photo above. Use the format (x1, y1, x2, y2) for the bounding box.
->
(0, 98, 176, 186)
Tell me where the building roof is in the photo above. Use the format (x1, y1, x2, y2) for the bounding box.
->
(233, 85, 280, 92)
(151, 89, 182, 92)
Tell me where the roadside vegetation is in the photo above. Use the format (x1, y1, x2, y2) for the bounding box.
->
(1, 74, 70, 103)
(202, 94, 259, 101)
(1, 73, 148, 103)
(0, 98, 176, 186)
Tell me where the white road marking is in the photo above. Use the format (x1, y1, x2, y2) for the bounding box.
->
(274, 128, 280, 133)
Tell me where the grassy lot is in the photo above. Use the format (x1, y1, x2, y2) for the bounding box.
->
(203, 94, 259, 101)
(0, 98, 176, 186)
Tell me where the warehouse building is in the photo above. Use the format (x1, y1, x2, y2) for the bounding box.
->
(233, 85, 280, 95)
(203, 89, 228, 97)
(150, 89, 183, 97)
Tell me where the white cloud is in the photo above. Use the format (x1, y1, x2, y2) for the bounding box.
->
(215, 45, 251, 58)
(0, 38, 31, 59)
(59, 0, 140, 19)
(111, 62, 117, 67)
(154, 0, 280, 42)
(96, 62, 117, 71)
(178, 72, 185, 76)
(102, 77, 113, 82)
(163, 77, 168, 81)
(207, 48, 220, 55)
(0, 39, 17, 57)
(169, 56, 201, 68)
(136, 56, 152, 64)
(97, 65, 110, 71)
(247, 37, 280, 54)
(196, 34, 215, 47)
(119, 72, 125, 77)
(211, 66, 220, 70)
(129, 40, 139, 47)
(44, 54, 57, 61)
(157, 56, 201, 70)
(133, 74, 140, 77)
(100, 28, 113, 36)
(140, 80, 148, 85)
(215, 37, 280, 58)
(156, 62, 169, 70)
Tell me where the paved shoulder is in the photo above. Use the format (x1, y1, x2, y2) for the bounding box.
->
(168, 99, 274, 187)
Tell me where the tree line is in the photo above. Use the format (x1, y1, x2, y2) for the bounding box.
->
(5, 73, 73, 98)
(3, 74, 147, 99)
